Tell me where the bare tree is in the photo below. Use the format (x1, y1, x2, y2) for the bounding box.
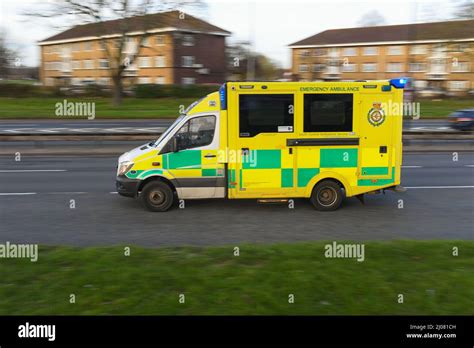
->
(25, 0, 205, 105)
(357, 10, 387, 27)
(453, 0, 474, 19)
(0, 30, 18, 79)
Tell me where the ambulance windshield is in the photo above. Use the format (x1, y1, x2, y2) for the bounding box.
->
(153, 115, 185, 147)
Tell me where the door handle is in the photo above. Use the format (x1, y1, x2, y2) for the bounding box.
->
(204, 154, 216, 158)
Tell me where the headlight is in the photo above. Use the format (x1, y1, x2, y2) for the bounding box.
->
(117, 161, 134, 176)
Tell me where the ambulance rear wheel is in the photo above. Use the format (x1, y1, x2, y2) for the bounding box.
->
(311, 180, 343, 211)
(141, 181, 174, 212)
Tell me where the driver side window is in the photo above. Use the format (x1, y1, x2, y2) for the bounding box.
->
(162, 115, 216, 153)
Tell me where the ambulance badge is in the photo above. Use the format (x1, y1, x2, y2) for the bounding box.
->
(368, 102, 386, 127)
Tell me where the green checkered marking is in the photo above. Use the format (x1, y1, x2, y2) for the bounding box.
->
(297, 168, 320, 187)
(281, 169, 294, 188)
(320, 148, 358, 168)
(228, 169, 236, 188)
(164, 150, 201, 169)
(202, 169, 217, 177)
(242, 149, 281, 169)
(361, 167, 389, 176)
(358, 168, 395, 186)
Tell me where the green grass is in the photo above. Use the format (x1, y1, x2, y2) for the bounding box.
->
(419, 99, 474, 119)
(0, 241, 472, 315)
(0, 97, 472, 119)
(0, 97, 195, 119)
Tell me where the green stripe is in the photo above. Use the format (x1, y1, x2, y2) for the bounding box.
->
(202, 169, 217, 177)
(361, 167, 389, 176)
(242, 149, 281, 169)
(320, 148, 358, 168)
(125, 170, 144, 179)
(138, 169, 163, 179)
(297, 168, 320, 188)
(281, 168, 294, 188)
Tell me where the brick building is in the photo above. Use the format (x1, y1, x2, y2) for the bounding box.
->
(289, 20, 474, 94)
(38, 11, 230, 86)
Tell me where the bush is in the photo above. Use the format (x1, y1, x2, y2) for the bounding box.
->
(133, 84, 220, 98)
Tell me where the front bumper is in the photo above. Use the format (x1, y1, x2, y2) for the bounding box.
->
(116, 176, 140, 197)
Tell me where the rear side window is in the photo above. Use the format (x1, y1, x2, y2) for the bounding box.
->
(239, 94, 294, 137)
(304, 94, 353, 132)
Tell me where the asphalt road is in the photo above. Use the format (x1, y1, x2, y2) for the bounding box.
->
(0, 119, 456, 134)
(0, 152, 473, 247)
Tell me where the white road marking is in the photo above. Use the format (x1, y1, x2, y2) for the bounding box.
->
(0, 169, 67, 173)
(465, 165, 474, 168)
(0, 192, 37, 195)
(406, 186, 474, 189)
(110, 192, 118, 194)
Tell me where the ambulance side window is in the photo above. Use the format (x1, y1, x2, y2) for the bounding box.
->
(304, 94, 353, 132)
(162, 115, 216, 153)
(239, 94, 294, 137)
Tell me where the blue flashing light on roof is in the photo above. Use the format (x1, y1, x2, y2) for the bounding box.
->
(390, 78, 407, 89)
(219, 83, 227, 110)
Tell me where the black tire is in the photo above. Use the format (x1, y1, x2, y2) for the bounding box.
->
(140, 181, 174, 212)
(310, 180, 343, 211)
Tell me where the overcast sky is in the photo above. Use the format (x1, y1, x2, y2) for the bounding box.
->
(0, 0, 464, 68)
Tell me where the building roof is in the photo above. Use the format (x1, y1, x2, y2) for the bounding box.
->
(289, 19, 474, 47)
(40, 10, 230, 44)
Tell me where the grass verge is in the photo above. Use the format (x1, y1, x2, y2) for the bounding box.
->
(0, 97, 472, 119)
(0, 97, 195, 119)
(0, 240, 472, 315)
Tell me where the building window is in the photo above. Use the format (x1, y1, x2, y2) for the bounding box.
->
(313, 48, 326, 56)
(408, 63, 426, 72)
(328, 47, 339, 57)
(409, 45, 427, 55)
(71, 43, 80, 52)
(156, 76, 165, 84)
(300, 50, 310, 57)
(448, 81, 469, 91)
(363, 47, 378, 55)
(138, 77, 152, 84)
(386, 62, 403, 73)
(99, 59, 109, 69)
(413, 80, 428, 89)
(299, 64, 308, 72)
(98, 77, 110, 85)
(451, 62, 470, 73)
(83, 41, 92, 51)
(182, 56, 195, 67)
(138, 57, 151, 68)
(342, 47, 357, 56)
(342, 63, 357, 72)
(181, 77, 195, 85)
(312, 64, 325, 72)
(182, 34, 194, 46)
(83, 60, 94, 69)
(304, 94, 353, 132)
(239, 94, 294, 137)
(141, 37, 151, 47)
(156, 35, 165, 45)
(387, 46, 403, 55)
(155, 56, 166, 67)
(72, 60, 81, 70)
(362, 63, 377, 72)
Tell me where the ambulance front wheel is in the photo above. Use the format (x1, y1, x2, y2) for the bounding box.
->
(140, 181, 174, 212)
(310, 180, 343, 211)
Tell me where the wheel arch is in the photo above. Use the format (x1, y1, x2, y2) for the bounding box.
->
(305, 172, 353, 197)
(137, 175, 177, 195)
